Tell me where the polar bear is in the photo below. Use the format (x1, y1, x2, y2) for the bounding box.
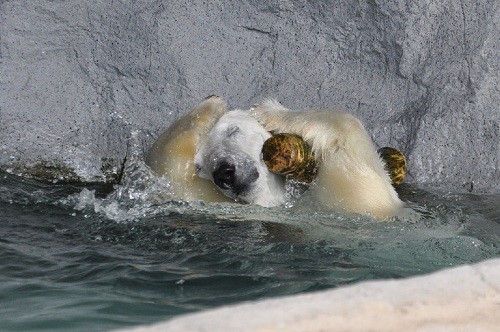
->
(250, 99, 403, 219)
(146, 96, 403, 220)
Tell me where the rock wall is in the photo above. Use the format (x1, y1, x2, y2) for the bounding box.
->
(1, 0, 498, 192)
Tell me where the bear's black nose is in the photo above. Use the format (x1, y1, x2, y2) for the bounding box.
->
(213, 162, 236, 190)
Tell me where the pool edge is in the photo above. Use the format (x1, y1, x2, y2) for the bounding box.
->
(118, 258, 500, 331)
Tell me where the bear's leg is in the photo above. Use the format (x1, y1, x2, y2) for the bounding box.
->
(251, 99, 403, 220)
(146, 96, 233, 203)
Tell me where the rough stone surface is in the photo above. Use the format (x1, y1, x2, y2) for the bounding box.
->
(1, 0, 498, 192)
(119, 258, 500, 331)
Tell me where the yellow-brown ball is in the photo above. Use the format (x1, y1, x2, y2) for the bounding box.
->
(262, 133, 317, 183)
(377, 146, 407, 186)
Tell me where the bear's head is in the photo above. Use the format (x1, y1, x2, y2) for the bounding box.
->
(194, 110, 286, 207)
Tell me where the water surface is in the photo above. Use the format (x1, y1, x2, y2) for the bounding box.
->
(1, 165, 499, 331)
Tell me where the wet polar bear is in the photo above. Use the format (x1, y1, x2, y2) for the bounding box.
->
(146, 96, 403, 220)
(146, 96, 283, 205)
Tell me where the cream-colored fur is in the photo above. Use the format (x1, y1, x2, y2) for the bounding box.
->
(251, 99, 403, 220)
(146, 96, 232, 203)
(146, 96, 403, 220)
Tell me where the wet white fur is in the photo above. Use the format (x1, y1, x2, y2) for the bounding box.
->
(146, 96, 285, 206)
(251, 99, 403, 220)
(194, 110, 286, 207)
(147, 97, 403, 220)
(146, 96, 233, 202)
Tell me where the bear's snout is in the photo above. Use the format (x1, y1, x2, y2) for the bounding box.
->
(212, 160, 260, 197)
(213, 162, 236, 190)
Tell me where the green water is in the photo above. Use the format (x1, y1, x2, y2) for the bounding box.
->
(1, 168, 499, 331)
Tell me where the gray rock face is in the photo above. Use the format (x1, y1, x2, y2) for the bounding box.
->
(1, 0, 498, 192)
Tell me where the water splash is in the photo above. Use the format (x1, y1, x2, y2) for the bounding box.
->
(1, 146, 499, 332)
(69, 130, 333, 224)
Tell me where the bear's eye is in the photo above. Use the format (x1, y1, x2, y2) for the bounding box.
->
(227, 125, 240, 137)
(194, 163, 202, 172)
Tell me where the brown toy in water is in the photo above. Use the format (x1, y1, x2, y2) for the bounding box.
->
(376, 147, 407, 186)
(262, 134, 406, 186)
(262, 133, 317, 183)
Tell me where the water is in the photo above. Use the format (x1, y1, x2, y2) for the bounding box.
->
(1, 155, 499, 331)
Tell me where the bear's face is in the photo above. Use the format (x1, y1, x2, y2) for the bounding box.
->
(194, 110, 286, 207)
